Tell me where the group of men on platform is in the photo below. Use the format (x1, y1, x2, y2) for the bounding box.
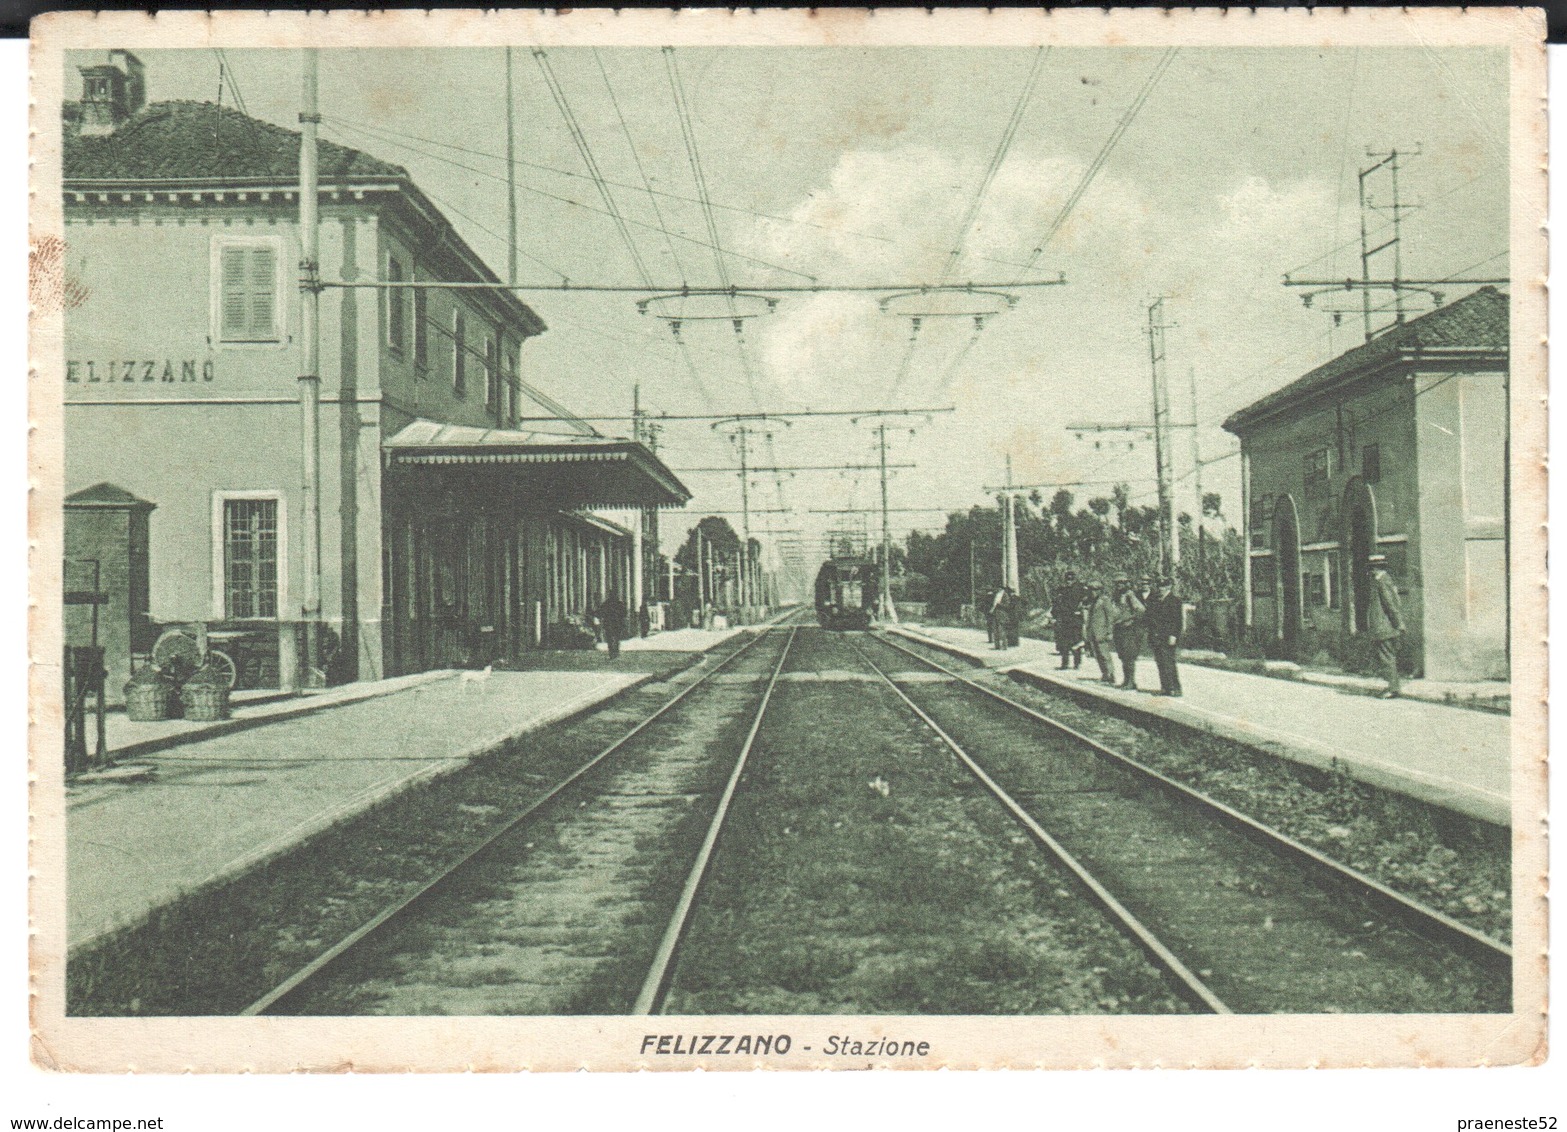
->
(1050, 571, 1185, 697)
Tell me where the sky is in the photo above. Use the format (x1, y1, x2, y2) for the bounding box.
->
(123, 46, 1509, 589)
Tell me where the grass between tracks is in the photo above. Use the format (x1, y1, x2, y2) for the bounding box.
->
(664, 632, 1190, 1016)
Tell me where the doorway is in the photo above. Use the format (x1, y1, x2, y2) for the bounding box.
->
(1341, 477, 1377, 635)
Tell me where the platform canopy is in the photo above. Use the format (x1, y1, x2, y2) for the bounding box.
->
(383, 419, 691, 510)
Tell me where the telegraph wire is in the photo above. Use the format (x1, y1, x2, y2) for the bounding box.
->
(323, 112, 1046, 275)
(326, 115, 818, 283)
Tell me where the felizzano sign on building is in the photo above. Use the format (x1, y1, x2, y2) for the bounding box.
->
(67, 358, 216, 383)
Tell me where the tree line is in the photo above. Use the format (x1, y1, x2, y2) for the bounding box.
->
(899, 485, 1244, 622)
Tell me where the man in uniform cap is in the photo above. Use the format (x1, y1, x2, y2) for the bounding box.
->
(1052, 570, 1090, 670)
(1367, 553, 1404, 698)
(1146, 575, 1184, 696)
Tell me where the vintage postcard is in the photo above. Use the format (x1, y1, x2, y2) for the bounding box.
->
(28, 7, 1546, 1071)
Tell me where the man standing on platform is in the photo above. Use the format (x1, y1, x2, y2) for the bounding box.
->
(989, 585, 1007, 649)
(596, 591, 628, 660)
(1147, 575, 1184, 697)
(1110, 575, 1146, 690)
(1085, 581, 1117, 685)
(996, 585, 1021, 650)
(1368, 553, 1404, 698)
(1052, 570, 1090, 670)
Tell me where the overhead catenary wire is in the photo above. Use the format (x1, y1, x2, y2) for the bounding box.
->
(530, 50, 724, 411)
(533, 48, 656, 289)
(890, 46, 1050, 409)
(593, 48, 688, 284)
(1013, 47, 1177, 283)
(938, 47, 1050, 287)
(662, 46, 769, 412)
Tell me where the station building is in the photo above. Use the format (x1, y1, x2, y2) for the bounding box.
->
(1224, 286, 1508, 682)
(61, 50, 689, 695)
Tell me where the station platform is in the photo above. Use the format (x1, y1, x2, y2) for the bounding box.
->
(614, 626, 743, 652)
(66, 663, 674, 952)
(889, 624, 1511, 828)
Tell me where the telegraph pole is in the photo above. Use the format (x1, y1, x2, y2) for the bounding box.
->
(629, 384, 646, 625)
(504, 46, 518, 287)
(297, 48, 323, 687)
(1284, 148, 1480, 343)
(1188, 366, 1205, 569)
(877, 422, 895, 621)
(1146, 297, 1178, 571)
(1001, 454, 1019, 593)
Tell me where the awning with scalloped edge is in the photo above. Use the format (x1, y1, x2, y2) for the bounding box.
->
(383, 419, 690, 510)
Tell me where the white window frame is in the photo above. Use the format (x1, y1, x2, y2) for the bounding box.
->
(209, 234, 286, 348)
(211, 490, 289, 620)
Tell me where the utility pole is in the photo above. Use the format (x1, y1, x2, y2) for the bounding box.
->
(847, 409, 945, 623)
(297, 48, 324, 688)
(877, 421, 896, 623)
(1001, 454, 1019, 593)
(695, 525, 706, 617)
(712, 416, 798, 620)
(1146, 297, 1178, 572)
(1188, 366, 1205, 571)
(969, 538, 977, 617)
(504, 46, 518, 287)
(629, 384, 646, 627)
(1284, 148, 1469, 343)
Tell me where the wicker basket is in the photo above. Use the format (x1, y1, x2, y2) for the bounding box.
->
(179, 682, 231, 722)
(124, 679, 176, 722)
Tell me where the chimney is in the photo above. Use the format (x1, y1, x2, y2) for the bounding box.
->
(77, 49, 145, 137)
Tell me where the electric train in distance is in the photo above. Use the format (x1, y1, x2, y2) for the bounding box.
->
(814, 531, 879, 631)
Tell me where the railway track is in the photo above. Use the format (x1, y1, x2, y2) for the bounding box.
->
(850, 630, 1511, 1014)
(243, 616, 802, 1016)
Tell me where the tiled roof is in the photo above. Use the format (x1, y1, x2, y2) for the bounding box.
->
(63, 99, 407, 182)
(1223, 286, 1509, 434)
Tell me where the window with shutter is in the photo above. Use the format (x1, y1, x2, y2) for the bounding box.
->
(485, 335, 499, 413)
(413, 286, 429, 370)
(387, 257, 405, 354)
(453, 311, 466, 395)
(215, 240, 280, 343)
(507, 351, 519, 427)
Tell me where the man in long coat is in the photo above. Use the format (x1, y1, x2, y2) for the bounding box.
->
(1052, 570, 1090, 670)
(1146, 576, 1184, 697)
(1110, 575, 1146, 690)
(995, 586, 1022, 650)
(1367, 554, 1404, 698)
(596, 592, 628, 660)
(1085, 581, 1117, 685)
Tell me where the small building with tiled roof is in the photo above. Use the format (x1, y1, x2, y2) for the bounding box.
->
(1223, 285, 1509, 682)
(61, 50, 687, 690)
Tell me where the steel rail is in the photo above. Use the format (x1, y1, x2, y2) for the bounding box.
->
(240, 616, 802, 1016)
(846, 636, 1231, 1015)
(633, 625, 799, 1014)
(872, 631, 1513, 976)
